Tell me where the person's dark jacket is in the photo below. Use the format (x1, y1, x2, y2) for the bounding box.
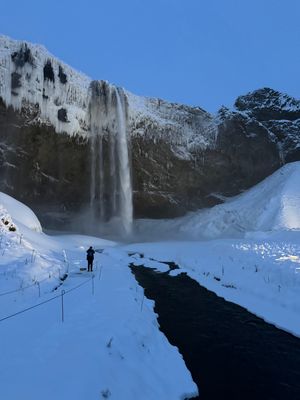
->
(86, 248, 95, 260)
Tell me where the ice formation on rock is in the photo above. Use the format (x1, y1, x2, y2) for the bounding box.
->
(0, 36, 220, 231)
(0, 36, 90, 136)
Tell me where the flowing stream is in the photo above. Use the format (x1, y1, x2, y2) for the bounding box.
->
(131, 263, 300, 400)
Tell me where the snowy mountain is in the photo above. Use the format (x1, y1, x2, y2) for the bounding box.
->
(0, 35, 299, 231)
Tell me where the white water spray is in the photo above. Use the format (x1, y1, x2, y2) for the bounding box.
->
(115, 88, 133, 234)
(89, 81, 133, 235)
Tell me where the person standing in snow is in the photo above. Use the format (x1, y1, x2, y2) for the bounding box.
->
(86, 246, 95, 272)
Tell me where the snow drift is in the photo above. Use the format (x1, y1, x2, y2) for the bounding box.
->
(135, 161, 300, 239)
(0, 192, 42, 232)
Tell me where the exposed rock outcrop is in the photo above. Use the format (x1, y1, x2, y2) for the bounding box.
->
(234, 88, 300, 163)
(235, 88, 300, 121)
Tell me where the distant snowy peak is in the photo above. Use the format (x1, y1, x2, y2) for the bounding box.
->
(235, 88, 300, 121)
(216, 88, 300, 163)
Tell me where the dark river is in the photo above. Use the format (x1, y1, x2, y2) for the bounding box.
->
(131, 263, 300, 400)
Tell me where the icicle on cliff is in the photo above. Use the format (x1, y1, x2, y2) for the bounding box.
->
(89, 81, 133, 235)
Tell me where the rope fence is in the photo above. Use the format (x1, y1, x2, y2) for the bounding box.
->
(0, 248, 70, 298)
(0, 276, 50, 297)
(0, 238, 101, 324)
(0, 273, 96, 324)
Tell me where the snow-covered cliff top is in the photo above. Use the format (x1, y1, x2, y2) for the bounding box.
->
(0, 35, 217, 151)
(0, 35, 90, 135)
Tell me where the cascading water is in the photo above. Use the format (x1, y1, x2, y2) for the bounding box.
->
(89, 81, 133, 236)
(115, 89, 133, 235)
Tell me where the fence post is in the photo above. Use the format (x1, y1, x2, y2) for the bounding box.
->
(98, 266, 103, 281)
(31, 249, 35, 263)
(37, 281, 41, 297)
(61, 290, 65, 323)
(141, 290, 145, 312)
(62, 250, 67, 263)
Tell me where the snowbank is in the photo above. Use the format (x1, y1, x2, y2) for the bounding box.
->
(0, 192, 42, 232)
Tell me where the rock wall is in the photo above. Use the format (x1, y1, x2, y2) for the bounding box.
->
(0, 37, 299, 230)
(0, 98, 90, 227)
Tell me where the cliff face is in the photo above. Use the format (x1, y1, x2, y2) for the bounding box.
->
(0, 98, 90, 226)
(0, 36, 298, 229)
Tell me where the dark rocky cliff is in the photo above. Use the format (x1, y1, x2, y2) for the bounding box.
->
(0, 37, 299, 230)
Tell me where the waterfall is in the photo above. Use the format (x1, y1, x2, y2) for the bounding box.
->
(89, 81, 133, 235)
(115, 88, 133, 235)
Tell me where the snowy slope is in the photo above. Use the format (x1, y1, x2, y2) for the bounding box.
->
(0, 192, 42, 232)
(134, 161, 300, 240)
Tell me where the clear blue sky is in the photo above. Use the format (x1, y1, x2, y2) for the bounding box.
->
(1, 0, 299, 112)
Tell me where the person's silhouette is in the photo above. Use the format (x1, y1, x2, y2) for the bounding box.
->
(86, 246, 95, 272)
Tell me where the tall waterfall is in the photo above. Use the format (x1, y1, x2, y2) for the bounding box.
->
(115, 90, 133, 234)
(89, 81, 133, 235)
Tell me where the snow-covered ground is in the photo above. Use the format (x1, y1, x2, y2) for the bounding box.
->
(0, 194, 197, 400)
(1, 161, 300, 398)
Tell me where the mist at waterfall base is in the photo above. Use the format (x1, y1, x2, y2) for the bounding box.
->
(55, 160, 300, 243)
(68, 160, 300, 243)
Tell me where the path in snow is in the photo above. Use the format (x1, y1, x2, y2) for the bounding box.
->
(131, 264, 300, 400)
